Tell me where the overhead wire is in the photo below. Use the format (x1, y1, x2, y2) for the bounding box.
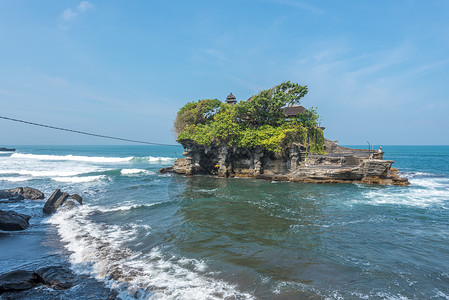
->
(0, 115, 179, 147)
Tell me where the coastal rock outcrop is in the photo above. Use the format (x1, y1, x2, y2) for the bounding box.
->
(0, 270, 39, 293)
(0, 266, 75, 294)
(167, 139, 409, 186)
(0, 210, 31, 231)
(0, 187, 45, 200)
(35, 266, 75, 290)
(43, 189, 82, 215)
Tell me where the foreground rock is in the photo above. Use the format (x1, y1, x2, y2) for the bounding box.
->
(0, 266, 75, 294)
(167, 139, 410, 186)
(0, 210, 31, 231)
(35, 266, 75, 290)
(0, 187, 45, 200)
(43, 189, 82, 215)
(159, 166, 173, 174)
(0, 270, 39, 292)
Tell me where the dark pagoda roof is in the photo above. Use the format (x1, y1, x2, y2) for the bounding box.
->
(226, 92, 236, 100)
(226, 92, 237, 104)
(283, 105, 307, 117)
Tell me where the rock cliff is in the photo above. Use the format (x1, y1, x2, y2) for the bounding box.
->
(166, 139, 409, 186)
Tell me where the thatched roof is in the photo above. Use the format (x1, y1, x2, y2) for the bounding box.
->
(283, 105, 306, 117)
(226, 92, 237, 104)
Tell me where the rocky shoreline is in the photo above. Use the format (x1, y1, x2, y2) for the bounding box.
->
(161, 139, 409, 186)
(0, 187, 82, 232)
(0, 186, 118, 298)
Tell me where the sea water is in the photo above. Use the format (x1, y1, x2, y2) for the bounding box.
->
(0, 145, 448, 299)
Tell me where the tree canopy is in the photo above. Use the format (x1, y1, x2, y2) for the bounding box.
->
(174, 81, 324, 153)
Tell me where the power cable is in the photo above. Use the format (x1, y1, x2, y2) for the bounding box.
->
(0, 115, 179, 147)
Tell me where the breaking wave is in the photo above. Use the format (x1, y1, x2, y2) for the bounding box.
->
(11, 153, 134, 163)
(362, 175, 449, 208)
(120, 169, 155, 176)
(0, 176, 33, 182)
(51, 175, 107, 183)
(10, 153, 175, 164)
(48, 205, 254, 299)
(0, 169, 94, 177)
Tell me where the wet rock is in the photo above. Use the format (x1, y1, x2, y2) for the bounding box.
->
(60, 199, 81, 211)
(172, 157, 188, 174)
(43, 189, 83, 215)
(159, 167, 174, 174)
(0, 210, 31, 231)
(0, 187, 44, 201)
(171, 142, 410, 186)
(35, 266, 75, 290)
(43, 189, 68, 215)
(0, 270, 39, 293)
(70, 194, 83, 205)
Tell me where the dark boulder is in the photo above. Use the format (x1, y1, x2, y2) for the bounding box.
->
(43, 189, 82, 215)
(35, 266, 75, 290)
(0, 270, 39, 293)
(0, 210, 31, 231)
(22, 187, 45, 200)
(0, 266, 76, 295)
(0, 187, 44, 200)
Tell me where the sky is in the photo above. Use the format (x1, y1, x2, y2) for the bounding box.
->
(1, 0, 448, 145)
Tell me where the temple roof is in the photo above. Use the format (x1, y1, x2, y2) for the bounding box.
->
(283, 105, 307, 117)
(226, 92, 237, 104)
(226, 92, 236, 100)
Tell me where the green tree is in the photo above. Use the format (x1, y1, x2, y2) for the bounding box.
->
(236, 81, 308, 128)
(296, 107, 320, 128)
(174, 81, 325, 153)
(174, 99, 221, 135)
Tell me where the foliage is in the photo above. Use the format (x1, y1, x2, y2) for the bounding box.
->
(296, 107, 320, 128)
(309, 127, 325, 155)
(174, 99, 221, 135)
(236, 81, 308, 128)
(175, 82, 324, 153)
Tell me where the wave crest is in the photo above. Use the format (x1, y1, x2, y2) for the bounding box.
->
(48, 206, 253, 299)
(11, 153, 134, 163)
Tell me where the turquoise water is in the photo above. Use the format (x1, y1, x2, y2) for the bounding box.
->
(1, 145, 449, 299)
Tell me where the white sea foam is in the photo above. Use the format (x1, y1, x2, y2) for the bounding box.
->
(133, 156, 176, 164)
(11, 153, 134, 163)
(361, 177, 449, 208)
(91, 202, 161, 213)
(0, 176, 32, 182)
(0, 169, 91, 177)
(120, 169, 154, 176)
(48, 205, 253, 299)
(51, 175, 107, 183)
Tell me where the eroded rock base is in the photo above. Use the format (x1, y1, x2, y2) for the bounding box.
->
(167, 140, 409, 186)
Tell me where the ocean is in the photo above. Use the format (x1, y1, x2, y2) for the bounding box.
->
(1, 145, 448, 299)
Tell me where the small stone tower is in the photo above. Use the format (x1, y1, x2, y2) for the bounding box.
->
(225, 92, 237, 105)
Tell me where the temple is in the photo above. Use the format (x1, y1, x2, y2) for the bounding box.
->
(225, 92, 237, 105)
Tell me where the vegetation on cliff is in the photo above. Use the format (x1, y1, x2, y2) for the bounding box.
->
(175, 81, 325, 153)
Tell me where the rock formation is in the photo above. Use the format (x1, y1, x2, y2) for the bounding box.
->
(168, 139, 409, 186)
(43, 189, 82, 215)
(0, 187, 44, 200)
(0, 266, 75, 294)
(0, 210, 31, 231)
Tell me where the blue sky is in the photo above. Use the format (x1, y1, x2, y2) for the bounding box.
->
(1, 0, 448, 145)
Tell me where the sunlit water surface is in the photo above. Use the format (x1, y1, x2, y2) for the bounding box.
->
(1, 145, 448, 299)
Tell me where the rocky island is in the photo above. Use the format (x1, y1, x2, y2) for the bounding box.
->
(164, 82, 409, 186)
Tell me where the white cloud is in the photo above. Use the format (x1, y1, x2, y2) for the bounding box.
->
(78, 1, 93, 12)
(60, 1, 93, 21)
(61, 8, 77, 21)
